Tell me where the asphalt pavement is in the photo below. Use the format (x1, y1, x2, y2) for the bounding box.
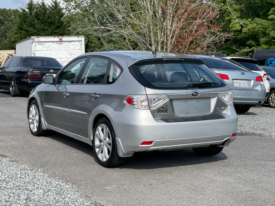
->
(0, 90, 275, 206)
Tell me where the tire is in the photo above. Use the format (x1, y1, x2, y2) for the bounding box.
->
(193, 145, 223, 156)
(28, 100, 45, 136)
(92, 118, 126, 168)
(268, 90, 275, 108)
(10, 79, 21, 97)
(234, 105, 251, 113)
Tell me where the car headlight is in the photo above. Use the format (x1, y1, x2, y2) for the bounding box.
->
(219, 91, 233, 105)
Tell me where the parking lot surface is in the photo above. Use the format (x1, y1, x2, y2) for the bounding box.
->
(0, 91, 275, 206)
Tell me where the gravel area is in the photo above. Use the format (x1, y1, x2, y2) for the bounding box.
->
(238, 105, 275, 139)
(0, 155, 99, 206)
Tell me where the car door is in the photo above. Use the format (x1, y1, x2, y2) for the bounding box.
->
(43, 57, 88, 132)
(0, 57, 13, 89)
(66, 56, 109, 138)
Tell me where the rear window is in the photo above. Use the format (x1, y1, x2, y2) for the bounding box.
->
(201, 58, 248, 71)
(234, 61, 262, 71)
(262, 67, 275, 79)
(22, 57, 61, 67)
(253, 50, 275, 66)
(129, 62, 226, 89)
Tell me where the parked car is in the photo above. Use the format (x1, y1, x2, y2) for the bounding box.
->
(27, 51, 238, 167)
(223, 57, 270, 95)
(261, 66, 275, 107)
(0, 56, 62, 96)
(186, 55, 266, 113)
(253, 49, 275, 66)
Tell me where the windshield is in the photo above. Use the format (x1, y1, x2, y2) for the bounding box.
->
(129, 62, 225, 89)
(262, 67, 275, 79)
(22, 57, 62, 67)
(201, 58, 248, 71)
(235, 61, 262, 71)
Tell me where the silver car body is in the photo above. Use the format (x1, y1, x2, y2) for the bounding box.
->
(28, 51, 238, 158)
(224, 57, 270, 93)
(187, 55, 266, 105)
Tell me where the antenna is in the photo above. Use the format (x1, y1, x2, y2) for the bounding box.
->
(152, 40, 159, 57)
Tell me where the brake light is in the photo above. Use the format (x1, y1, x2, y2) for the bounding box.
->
(216, 73, 229, 80)
(263, 73, 269, 81)
(255, 76, 263, 82)
(24, 73, 42, 80)
(140, 141, 153, 146)
(232, 133, 237, 137)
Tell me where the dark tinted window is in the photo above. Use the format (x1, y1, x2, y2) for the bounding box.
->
(2, 58, 12, 68)
(253, 50, 275, 66)
(262, 67, 275, 79)
(201, 58, 247, 71)
(235, 61, 262, 71)
(8, 57, 20, 68)
(22, 57, 61, 67)
(129, 62, 225, 89)
(80, 57, 109, 84)
(57, 58, 87, 84)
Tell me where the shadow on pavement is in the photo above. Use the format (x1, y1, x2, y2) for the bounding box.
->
(44, 131, 228, 169)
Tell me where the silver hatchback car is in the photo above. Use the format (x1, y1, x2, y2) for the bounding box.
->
(27, 51, 238, 167)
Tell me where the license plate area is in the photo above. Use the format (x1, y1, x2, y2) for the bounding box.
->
(234, 80, 248, 87)
(172, 98, 211, 117)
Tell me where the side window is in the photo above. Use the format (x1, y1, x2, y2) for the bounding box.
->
(8, 58, 19, 68)
(108, 61, 122, 84)
(80, 57, 109, 84)
(2, 58, 12, 68)
(57, 58, 87, 84)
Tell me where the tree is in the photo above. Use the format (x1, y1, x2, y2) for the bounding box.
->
(63, 0, 230, 53)
(215, 0, 275, 56)
(9, 0, 69, 48)
(0, 9, 18, 49)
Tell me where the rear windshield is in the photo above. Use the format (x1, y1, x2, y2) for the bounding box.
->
(129, 62, 226, 89)
(262, 67, 275, 79)
(201, 58, 248, 71)
(22, 57, 62, 67)
(234, 61, 262, 71)
(253, 50, 275, 66)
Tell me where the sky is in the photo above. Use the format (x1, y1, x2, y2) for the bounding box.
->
(0, 0, 62, 10)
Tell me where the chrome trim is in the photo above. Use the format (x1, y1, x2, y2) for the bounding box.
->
(44, 105, 87, 115)
(69, 109, 87, 115)
(44, 105, 68, 112)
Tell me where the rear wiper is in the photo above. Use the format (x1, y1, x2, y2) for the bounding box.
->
(190, 82, 219, 88)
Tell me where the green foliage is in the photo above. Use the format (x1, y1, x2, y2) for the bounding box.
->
(9, 0, 69, 48)
(216, 0, 275, 56)
(0, 9, 18, 49)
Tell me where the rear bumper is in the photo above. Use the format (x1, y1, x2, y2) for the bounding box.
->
(114, 104, 238, 157)
(232, 88, 266, 105)
(17, 80, 42, 92)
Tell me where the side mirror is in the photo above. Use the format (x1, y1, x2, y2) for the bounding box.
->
(43, 74, 54, 84)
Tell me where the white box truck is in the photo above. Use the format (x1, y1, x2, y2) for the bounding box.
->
(16, 36, 85, 66)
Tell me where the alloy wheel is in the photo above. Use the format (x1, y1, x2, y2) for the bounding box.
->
(10, 80, 15, 94)
(29, 104, 39, 133)
(269, 93, 275, 106)
(94, 124, 112, 162)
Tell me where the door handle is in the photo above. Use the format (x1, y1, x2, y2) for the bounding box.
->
(63, 92, 70, 98)
(90, 93, 100, 98)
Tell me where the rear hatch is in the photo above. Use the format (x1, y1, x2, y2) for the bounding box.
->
(128, 58, 233, 122)
(24, 67, 62, 80)
(211, 68, 263, 91)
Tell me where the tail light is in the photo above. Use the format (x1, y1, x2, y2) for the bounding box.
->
(255, 76, 263, 82)
(232, 133, 237, 137)
(216, 73, 229, 80)
(124, 95, 169, 110)
(24, 73, 42, 80)
(263, 73, 269, 81)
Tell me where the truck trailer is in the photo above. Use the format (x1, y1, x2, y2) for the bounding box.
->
(16, 36, 85, 66)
